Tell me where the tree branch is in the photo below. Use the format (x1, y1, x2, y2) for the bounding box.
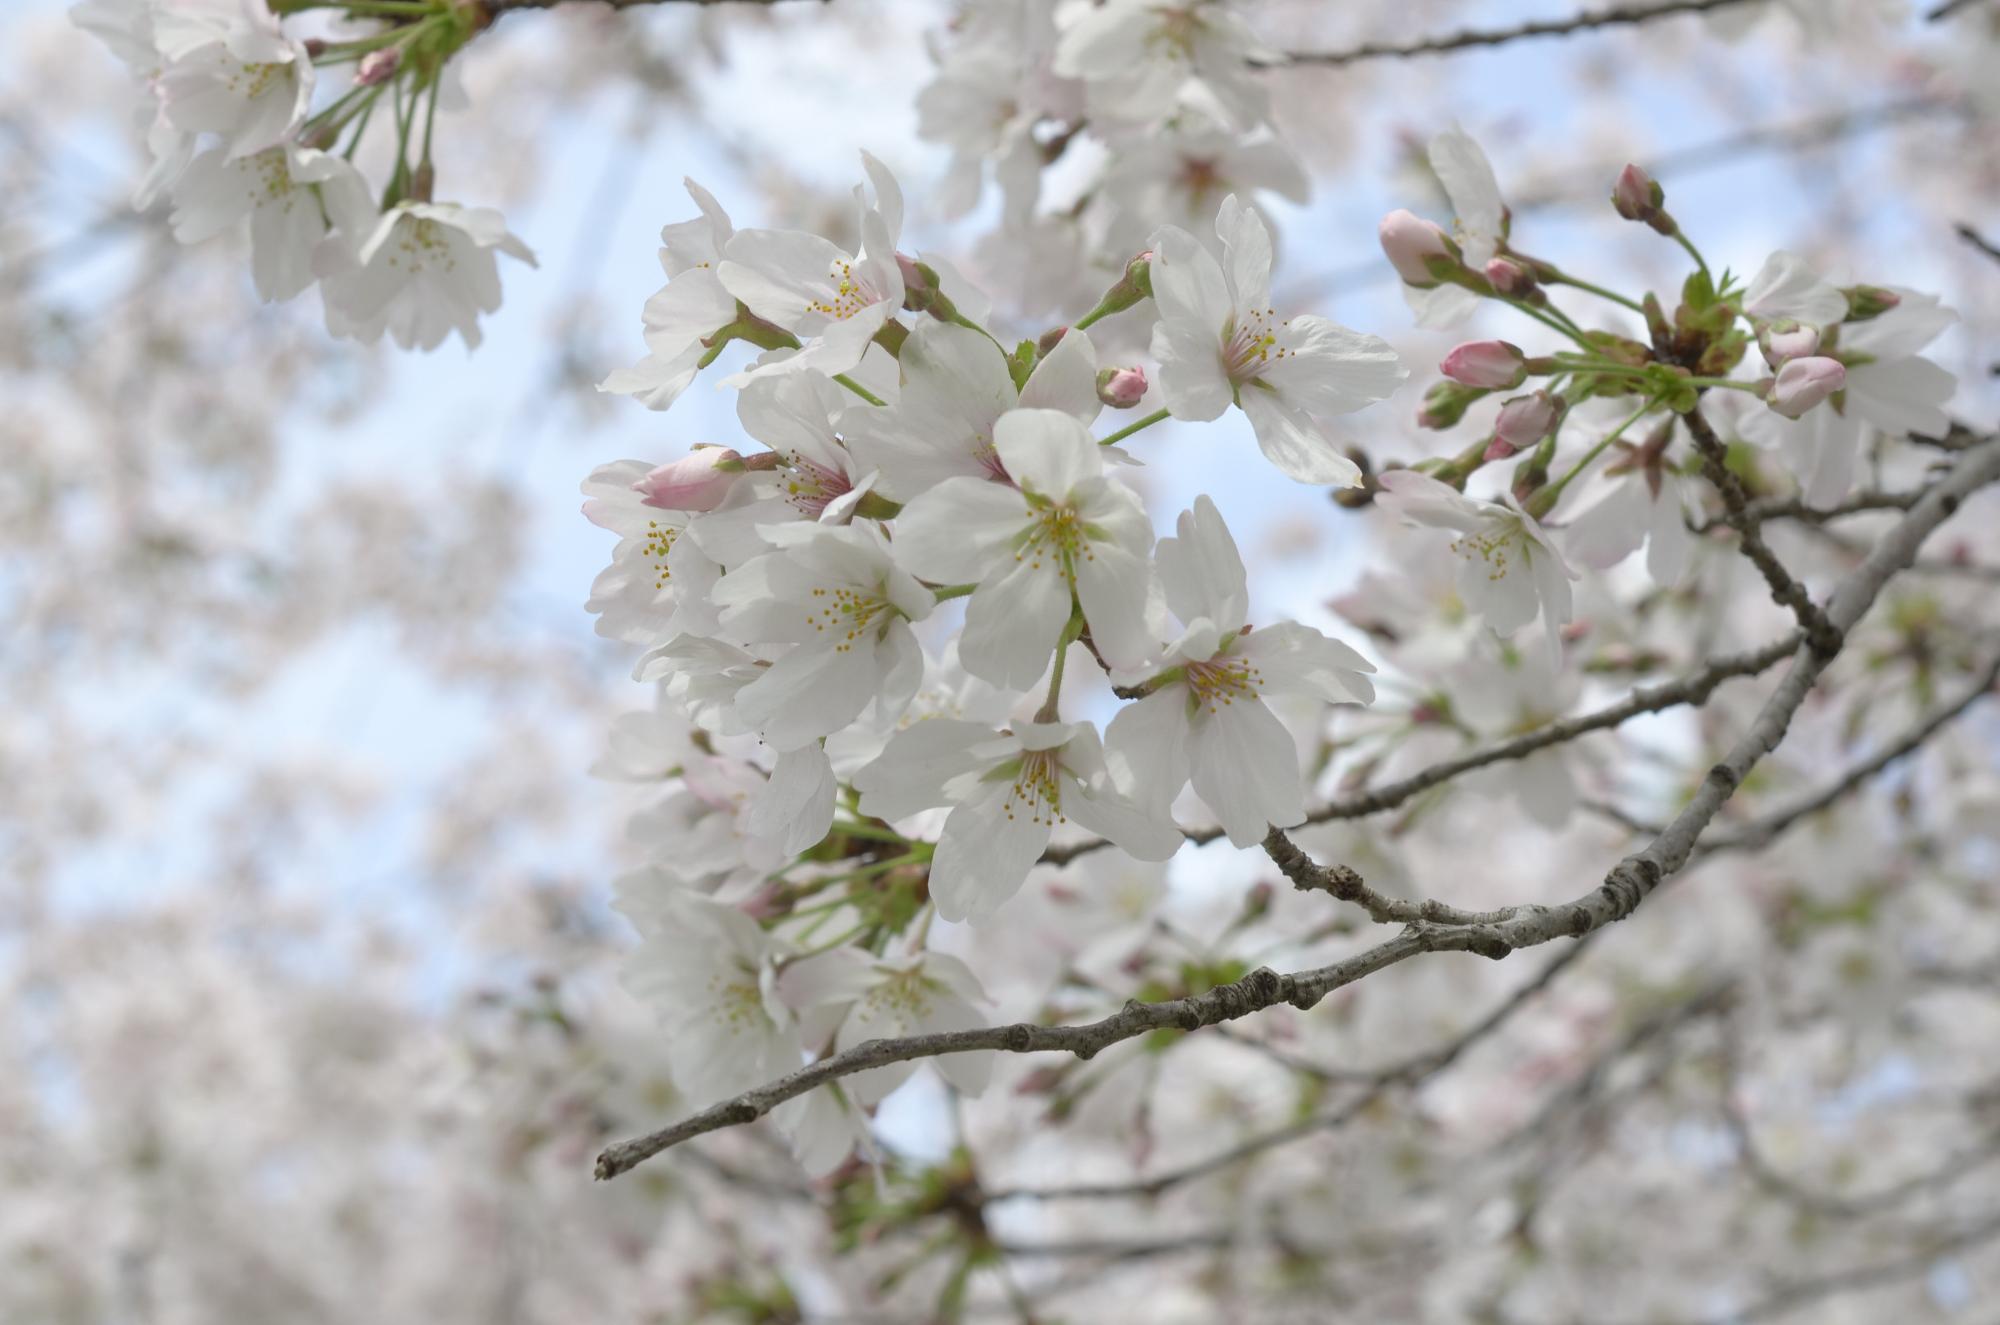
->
(1685, 404, 1845, 655)
(1044, 630, 1801, 868)
(595, 437, 2000, 1184)
(1271, 0, 1762, 68)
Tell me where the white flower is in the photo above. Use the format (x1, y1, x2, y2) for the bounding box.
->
(154, 1, 313, 161)
(1560, 420, 1697, 587)
(1835, 289, 1958, 437)
(626, 754, 788, 895)
(709, 522, 933, 751)
(914, 0, 1066, 223)
(718, 152, 905, 385)
(1727, 289, 1957, 504)
(1053, 0, 1271, 130)
(1100, 121, 1308, 251)
(1104, 496, 1375, 848)
(692, 371, 883, 558)
(746, 745, 838, 858)
(598, 178, 740, 411)
(1451, 642, 1581, 830)
(891, 408, 1157, 688)
(1151, 194, 1406, 486)
(617, 892, 801, 1100)
(1374, 469, 1576, 657)
(778, 942, 992, 1106)
(1403, 127, 1507, 329)
(581, 459, 724, 644)
(168, 143, 368, 302)
(848, 321, 1100, 501)
(321, 201, 537, 352)
(853, 719, 1182, 921)
(1742, 250, 1849, 329)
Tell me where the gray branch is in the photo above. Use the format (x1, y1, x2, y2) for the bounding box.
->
(1271, 0, 1764, 68)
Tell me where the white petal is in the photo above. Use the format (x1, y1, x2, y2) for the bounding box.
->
(1188, 700, 1304, 847)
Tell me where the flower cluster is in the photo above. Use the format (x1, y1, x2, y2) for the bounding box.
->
(589, 154, 1393, 1168)
(74, 0, 535, 349)
(916, 0, 1309, 311)
(1373, 132, 1958, 649)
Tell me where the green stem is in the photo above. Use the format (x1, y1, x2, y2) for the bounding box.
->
(1681, 376, 1759, 393)
(1544, 270, 1645, 313)
(418, 66, 441, 175)
(1673, 230, 1711, 281)
(285, 0, 439, 13)
(931, 583, 977, 602)
(833, 374, 886, 407)
(1035, 611, 1085, 722)
(1535, 397, 1658, 511)
(1504, 297, 1594, 350)
(830, 820, 908, 846)
(1098, 407, 1170, 448)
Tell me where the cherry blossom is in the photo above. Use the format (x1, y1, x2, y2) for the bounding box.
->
(599, 179, 741, 410)
(718, 152, 905, 385)
(853, 719, 1181, 922)
(1374, 469, 1577, 657)
(168, 143, 369, 302)
(891, 408, 1157, 688)
(321, 202, 537, 352)
(1105, 497, 1376, 847)
(1150, 194, 1406, 485)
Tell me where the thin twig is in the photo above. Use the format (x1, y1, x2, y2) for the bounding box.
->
(1272, 0, 1761, 68)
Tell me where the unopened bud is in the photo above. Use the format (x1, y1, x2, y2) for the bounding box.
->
(1095, 366, 1148, 409)
(1611, 164, 1674, 235)
(1241, 881, 1274, 922)
(1841, 285, 1901, 321)
(1758, 319, 1820, 369)
(1417, 379, 1485, 430)
(896, 252, 958, 321)
(1441, 340, 1529, 391)
(633, 447, 744, 512)
(1379, 209, 1458, 287)
(303, 37, 328, 57)
(357, 48, 400, 87)
(1483, 256, 1539, 299)
(1494, 390, 1564, 452)
(1766, 356, 1845, 419)
(1084, 251, 1154, 323)
(1037, 325, 1070, 357)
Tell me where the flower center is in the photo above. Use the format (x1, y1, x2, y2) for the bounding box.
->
(1016, 504, 1091, 582)
(782, 453, 851, 517)
(1184, 651, 1263, 713)
(808, 257, 882, 322)
(382, 217, 457, 275)
(707, 967, 769, 1032)
(1221, 308, 1290, 386)
(1449, 522, 1528, 582)
(643, 519, 677, 588)
(806, 585, 893, 653)
(1002, 749, 1064, 827)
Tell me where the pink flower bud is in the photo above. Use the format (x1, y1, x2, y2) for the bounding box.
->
(1766, 356, 1845, 419)
(1095, 365, 1148, 409)
(1759, 320, 1820, 368)
(633, 448, 743, 512)
(1441, 340, 1528, 391)
(1484, 256, 1538, 298)
(357, 48, 400, 87)
(1494, 390, 1563, 452)
(1611, 164, 1664, 224)
(1378, 209, 1455, 287)
(1484, 435, 1521, 461)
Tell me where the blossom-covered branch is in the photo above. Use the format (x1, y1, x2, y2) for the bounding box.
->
(598, 437, 2000, 1180)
